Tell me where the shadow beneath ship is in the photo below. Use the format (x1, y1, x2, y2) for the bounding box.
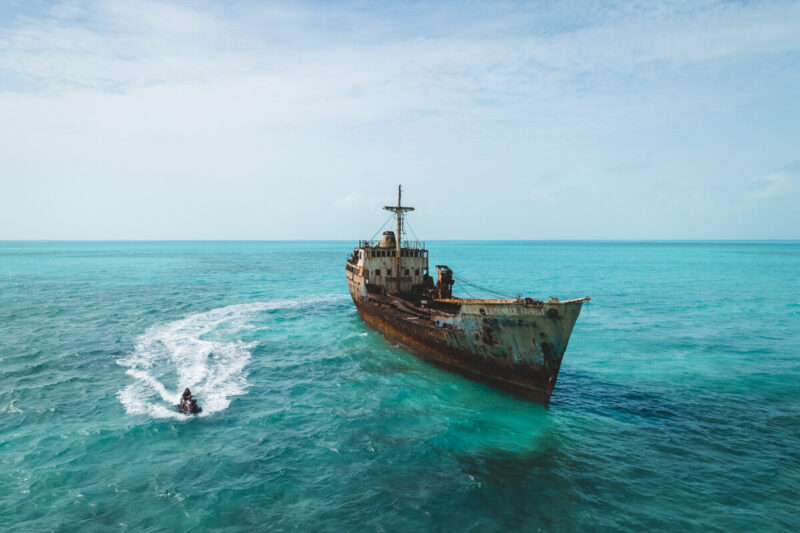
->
(447, 428, 602, 531)
(456, 431, 572, 485)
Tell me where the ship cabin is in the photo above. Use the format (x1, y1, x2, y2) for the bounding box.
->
(346, 231, 432, 296)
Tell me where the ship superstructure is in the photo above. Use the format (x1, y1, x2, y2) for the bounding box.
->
(345, 186, 589, 401)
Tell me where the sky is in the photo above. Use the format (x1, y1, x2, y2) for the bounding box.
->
(0, 0, 798, 240)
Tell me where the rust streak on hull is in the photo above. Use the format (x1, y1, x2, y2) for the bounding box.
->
(353, 298, 575, 402)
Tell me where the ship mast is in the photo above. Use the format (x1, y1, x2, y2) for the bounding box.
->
(383, 185, 414, 293)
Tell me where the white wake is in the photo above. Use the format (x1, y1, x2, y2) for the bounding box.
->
(117, 301, 284, 419)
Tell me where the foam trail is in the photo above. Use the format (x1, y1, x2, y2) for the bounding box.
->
(117, 298, 340, 419)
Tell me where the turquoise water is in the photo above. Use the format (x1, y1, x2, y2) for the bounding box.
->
(1, 241, 798, 531)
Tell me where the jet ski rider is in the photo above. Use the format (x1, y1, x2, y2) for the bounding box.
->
(180, 388, 198, 413)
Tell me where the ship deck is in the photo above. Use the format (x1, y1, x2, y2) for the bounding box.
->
(370, 293, 589, 319)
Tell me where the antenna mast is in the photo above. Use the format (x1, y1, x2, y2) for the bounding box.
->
(383, 185, 414, 293)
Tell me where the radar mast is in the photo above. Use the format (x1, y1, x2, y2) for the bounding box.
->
(383, 185, 414, 293)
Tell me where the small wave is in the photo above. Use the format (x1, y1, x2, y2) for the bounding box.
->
(3, 399, 23, 415)
(117, 297, 344, 419)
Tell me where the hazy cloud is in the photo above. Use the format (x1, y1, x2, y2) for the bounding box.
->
(0, 0, 798, 239)
(750, 172, 795, 200)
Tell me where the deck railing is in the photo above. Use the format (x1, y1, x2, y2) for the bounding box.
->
(357, 239, 426, 250)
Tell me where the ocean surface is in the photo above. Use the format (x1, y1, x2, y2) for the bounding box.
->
(1, 241, 798, 531)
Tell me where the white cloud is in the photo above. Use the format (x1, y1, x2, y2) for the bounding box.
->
(334, 192, 384, 211)
(528, 178, 558, 203)
(749, 172, 795, 200)
(2, 0, 798, 100)
(0, 1, 798, 239)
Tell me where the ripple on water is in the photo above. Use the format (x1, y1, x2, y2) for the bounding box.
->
(1, 241, 799, 531)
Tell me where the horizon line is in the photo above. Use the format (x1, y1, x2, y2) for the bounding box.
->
(1, 239, 799, 243)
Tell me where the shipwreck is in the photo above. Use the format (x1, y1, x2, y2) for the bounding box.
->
(345, 186, 590, 402)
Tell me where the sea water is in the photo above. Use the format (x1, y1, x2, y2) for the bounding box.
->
(1, 241, 798, 531)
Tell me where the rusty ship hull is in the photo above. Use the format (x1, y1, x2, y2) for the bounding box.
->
(347, 283, 587, 401)
(346, 187, 589, 402)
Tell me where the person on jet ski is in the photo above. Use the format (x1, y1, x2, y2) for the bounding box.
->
(179, 388, 194, 412)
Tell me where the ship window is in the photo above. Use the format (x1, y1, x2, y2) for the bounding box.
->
(375, 269, 381, 276)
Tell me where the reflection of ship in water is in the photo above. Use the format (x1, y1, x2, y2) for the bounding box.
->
(345, 186, 590, 402)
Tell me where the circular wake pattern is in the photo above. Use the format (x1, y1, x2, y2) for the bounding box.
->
(117, 301, 280, 418)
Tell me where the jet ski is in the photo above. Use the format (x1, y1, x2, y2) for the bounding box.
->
(176, 397, 202, 415)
